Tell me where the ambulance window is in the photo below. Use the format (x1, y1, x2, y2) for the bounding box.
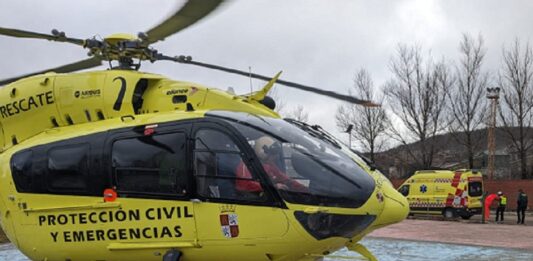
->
(468, 182, 482, 197)
(47, 144, 90, 192)
(399, 185, 409, 197)
(11, 150, 33, 192)
(194, 129, 267, 202)
(112, 132, 188, 197)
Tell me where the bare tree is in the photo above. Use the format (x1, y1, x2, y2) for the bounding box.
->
(269, 86, 286, 114)
(384, 44, 453, 169)
(335, 69, 389, 162)
(498, 39, 533, 179)
(285, 104, 309, 122)
(448, 33, 489, 168)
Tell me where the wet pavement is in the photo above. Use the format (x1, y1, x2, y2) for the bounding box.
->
(371, 218, 533, 250)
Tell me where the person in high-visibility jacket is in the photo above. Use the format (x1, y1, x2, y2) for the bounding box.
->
(496, 191, 507, 224)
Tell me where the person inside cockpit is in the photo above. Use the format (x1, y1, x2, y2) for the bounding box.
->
(235, 135, 307, 193)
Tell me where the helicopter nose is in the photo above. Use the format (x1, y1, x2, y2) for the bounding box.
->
(373, 182, 409, 227)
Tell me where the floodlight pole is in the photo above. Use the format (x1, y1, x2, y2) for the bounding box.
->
(486, 87, 500, 180)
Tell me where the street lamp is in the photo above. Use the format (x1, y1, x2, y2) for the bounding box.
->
(345, 124, 353, 149)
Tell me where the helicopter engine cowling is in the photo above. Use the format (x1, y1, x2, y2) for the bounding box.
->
(0, 71, 150, 150)
(0, 70, 280, 151)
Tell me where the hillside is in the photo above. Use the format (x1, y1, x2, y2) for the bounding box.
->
(373, 127, 533, 179)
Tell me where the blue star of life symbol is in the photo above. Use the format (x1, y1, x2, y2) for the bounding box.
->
(420, 184, 427, 193)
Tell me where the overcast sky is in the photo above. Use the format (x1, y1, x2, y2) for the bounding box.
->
(1, 0, 533, 149)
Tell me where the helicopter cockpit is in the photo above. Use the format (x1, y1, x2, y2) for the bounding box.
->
(206, 110, 375, 208)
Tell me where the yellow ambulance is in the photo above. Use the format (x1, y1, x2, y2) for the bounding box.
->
(397, 169, 483, 219)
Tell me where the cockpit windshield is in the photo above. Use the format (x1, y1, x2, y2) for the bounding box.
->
(207, 111, 375, 208)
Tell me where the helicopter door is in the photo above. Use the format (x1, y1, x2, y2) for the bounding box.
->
(107, 124, 198, 249)
(191, 123, 289, 242)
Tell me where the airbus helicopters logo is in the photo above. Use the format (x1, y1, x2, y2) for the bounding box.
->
(74, 89, 101, 99)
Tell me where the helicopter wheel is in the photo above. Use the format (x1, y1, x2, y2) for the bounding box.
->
(163, 249, 182, 261)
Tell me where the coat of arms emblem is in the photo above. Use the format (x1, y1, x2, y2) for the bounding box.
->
(220, 205, 239, 238)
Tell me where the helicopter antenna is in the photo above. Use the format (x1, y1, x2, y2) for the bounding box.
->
(248, 66, 253, 95)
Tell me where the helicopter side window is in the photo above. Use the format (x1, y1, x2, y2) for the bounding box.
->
(194, 129, 266, 202)
(47, 144, 90, 192)
(10, 150, 34, 192)
(112, 132, 188, 197)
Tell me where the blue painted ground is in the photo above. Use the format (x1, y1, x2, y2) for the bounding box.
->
(0, 243, 28, 261)
(3, 237, 533, 260)
(328, 238, 533, 261)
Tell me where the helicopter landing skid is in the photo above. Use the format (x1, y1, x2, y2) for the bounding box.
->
(162, 249, 182, 261)
(346, 241, 377, 261)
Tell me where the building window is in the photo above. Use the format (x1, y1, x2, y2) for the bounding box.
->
(112, 132, 188, 196)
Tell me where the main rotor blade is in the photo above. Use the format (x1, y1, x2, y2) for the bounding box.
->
(0, 57, 102, 86)
(162, 56, 379, 106)
(145, 0, 224, 44)
(0, 27, 84, 45)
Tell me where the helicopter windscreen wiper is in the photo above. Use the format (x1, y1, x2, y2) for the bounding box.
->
(284, 118, 341, 149)
(287, 119, 378, 169)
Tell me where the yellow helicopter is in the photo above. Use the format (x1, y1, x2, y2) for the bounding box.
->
(0, 1, 408, 260)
